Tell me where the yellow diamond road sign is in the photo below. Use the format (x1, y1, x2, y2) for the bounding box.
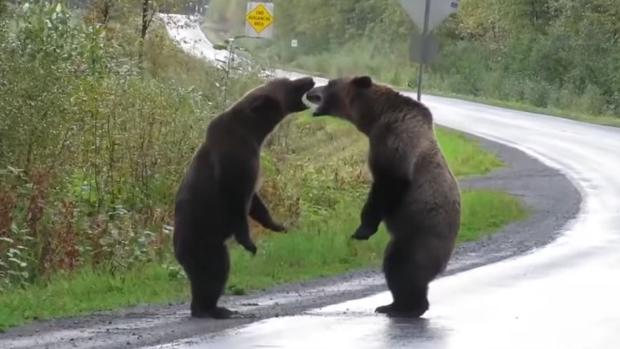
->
(247, 4, 272, 33)
(245, 2, 274, 38)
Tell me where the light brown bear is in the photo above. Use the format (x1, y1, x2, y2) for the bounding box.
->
(174, 77, 315, 319)
(304, 76, 460, 317)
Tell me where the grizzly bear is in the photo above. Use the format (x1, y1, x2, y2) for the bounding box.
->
(174, 77, 316, 319)
(303, 76, 460, 317)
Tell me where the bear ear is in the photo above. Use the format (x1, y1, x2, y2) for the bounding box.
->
(249, 95, 282, 114)
(351, 76, 372, 89)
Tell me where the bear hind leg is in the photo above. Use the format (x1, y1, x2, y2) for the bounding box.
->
(375, 286, 429, 318)
(192, 305, 237, 319)
(183, 244, 236, 319)
(378, 240, 431, 318)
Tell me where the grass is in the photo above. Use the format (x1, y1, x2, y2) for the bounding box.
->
(0, 265, 186, 330)
(0, 113, 527, 331)
(459, 190, 528, 242)
(229, 189, 527, 292)
(435, 128, 502, 177)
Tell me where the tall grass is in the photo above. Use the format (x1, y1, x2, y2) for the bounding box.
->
(0, 1, 261, 291)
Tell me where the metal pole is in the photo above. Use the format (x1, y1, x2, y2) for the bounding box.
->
(416, 0, 431, 102)
(223, 37, 235, 108)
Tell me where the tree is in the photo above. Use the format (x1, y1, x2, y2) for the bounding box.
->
(141, 0, 154, 40)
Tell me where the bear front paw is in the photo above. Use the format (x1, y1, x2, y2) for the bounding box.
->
(236, 238, 257, 255)
(244, 242, 257, 255)
(268, 222, 287, 233)
(351, 226, 375, 240)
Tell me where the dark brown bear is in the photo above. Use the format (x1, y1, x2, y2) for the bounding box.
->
(304, 76, 460, 317)
(174, 77, 315, 319)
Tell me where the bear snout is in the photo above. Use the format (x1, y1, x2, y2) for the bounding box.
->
(302, 90, 321, 113)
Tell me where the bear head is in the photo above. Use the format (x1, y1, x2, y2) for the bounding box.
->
(246, 77, 316, 118)
(303, 76, 373, 117)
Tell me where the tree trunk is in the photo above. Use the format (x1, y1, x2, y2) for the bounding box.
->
(141, 0, 151, 40)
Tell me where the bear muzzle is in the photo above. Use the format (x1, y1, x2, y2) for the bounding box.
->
(303, 89, 325, 116)
(302, 93, 318, 114)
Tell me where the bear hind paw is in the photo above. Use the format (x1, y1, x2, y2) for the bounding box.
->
(375, 302, 428, 318)
(191, 306, 238, 319)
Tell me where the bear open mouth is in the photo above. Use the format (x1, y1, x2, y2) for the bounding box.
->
(302, 92, 319, 113)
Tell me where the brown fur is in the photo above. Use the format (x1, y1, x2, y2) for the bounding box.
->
(174, 77, 315, 319)
(305, 76, 460, 317)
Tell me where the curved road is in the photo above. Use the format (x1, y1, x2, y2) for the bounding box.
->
(161, 87, 620, 349)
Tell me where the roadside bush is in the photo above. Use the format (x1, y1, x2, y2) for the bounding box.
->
(0, 1, 260, 290)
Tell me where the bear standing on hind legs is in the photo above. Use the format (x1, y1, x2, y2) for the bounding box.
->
(304, 76, 460, 317)
(174, 77, 315, 319)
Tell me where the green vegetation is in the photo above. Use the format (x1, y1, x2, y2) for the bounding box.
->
(0, 1, 260, 295)
(207, 0, 620, 123)
(459, 190, 529, 242)
(0, 265, 186, 330)
(0, 1, 527, 331)
(435, 128, 502, 177)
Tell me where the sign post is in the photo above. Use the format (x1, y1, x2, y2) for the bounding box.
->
(416, 0, 431, 101)
(216, 2, 275, 107)
(398, 0, 460, 101)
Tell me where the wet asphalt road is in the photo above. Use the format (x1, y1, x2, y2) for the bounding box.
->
(157, 76, 620, 348)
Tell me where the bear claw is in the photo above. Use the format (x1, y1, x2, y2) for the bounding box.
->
(244, 244, 257, 255)
(351, 226, 375, 240)
(235, 236, 258, 255)
(267, 222, 287, 233)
